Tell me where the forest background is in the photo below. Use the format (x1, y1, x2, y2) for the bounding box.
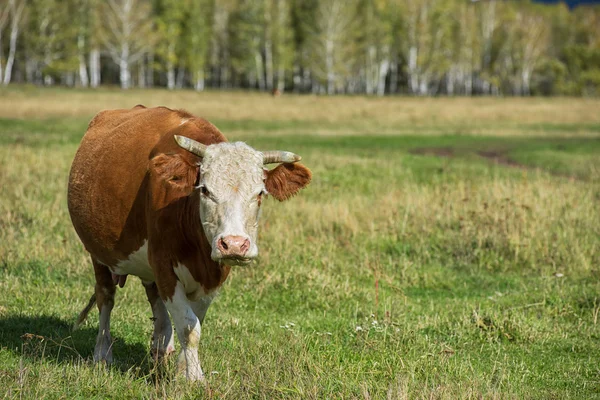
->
(0, 0, 599, 96)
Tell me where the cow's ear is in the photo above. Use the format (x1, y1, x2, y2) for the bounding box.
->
(149, 153, 198, 210)
(265, 163, 312, 202)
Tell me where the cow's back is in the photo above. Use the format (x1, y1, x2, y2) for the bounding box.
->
(68, 106, 199, 265)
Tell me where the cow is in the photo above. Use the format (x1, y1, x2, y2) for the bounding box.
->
(68, 105, 311, 381)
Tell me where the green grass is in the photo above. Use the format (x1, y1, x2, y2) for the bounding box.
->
(1, 88, 599, 399)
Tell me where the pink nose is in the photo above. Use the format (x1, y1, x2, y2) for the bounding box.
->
(217, 236, 250, 257)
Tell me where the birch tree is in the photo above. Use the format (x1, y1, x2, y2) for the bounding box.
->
(24, 0, 79, 85)
(447, 0, 479, 95)
(155, 0, 185, 90)
(209, 0, 236, 88)
(271, 0, 294, 92)
(229, 0, 263, 89)
(74, 0, 96, 87)
(512, 9, 549, 95)
(473, 0, 501, 94)
(0, 1, 10, 83)
(399, 0, 451, 95)
(99, 0, 155, 89)
(305, 0, 358, 94)
(183, 0, 213, 91)
(360, 0, 393, 95)
(2, 0, 25, 85)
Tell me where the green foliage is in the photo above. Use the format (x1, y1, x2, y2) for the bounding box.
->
(228, 0, 264, 76)
(181, 0, 213, 88)
(154, 0, 184, 63)
(23, 0, 80, 77)
(2, 0, 600, 94)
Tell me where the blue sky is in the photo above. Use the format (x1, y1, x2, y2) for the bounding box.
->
(534, 0, 600, 8)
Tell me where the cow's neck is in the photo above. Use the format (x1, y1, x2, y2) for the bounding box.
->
(148, 193, 230, 294)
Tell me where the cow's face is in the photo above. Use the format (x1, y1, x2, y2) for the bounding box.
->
(171, 138, 311, 266)
(197, 142, 264, 265)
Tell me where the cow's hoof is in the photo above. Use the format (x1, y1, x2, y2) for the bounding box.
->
(93, 337, 114, 364)
(93, 350, 113, 365)
(176, 362, 204, 382)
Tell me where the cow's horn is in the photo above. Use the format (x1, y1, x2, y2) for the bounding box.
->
(262, 151, 301, 164)
(174, 135, 207, 158)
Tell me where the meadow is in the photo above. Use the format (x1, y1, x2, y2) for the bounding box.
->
(0, 86, 599, 399)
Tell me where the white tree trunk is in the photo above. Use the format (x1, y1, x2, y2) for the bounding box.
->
(447, 68, 454, 95)
(120, 59, 130, 89)
(89, 48, 101, 88)
(0, 31, 3, 83)
(194, 68, 205, 91)
(465, 69, 472, 96)
(0, 4, 9, 83)
(376, 59, 389, 96)
(3, 25, 17, 85)
(147, 52, 154, 87)
(522, 69, 531, 96)
(408, 46, 418, 94)
(326, 38, 334, 95)
(25, 59, 36, 83)
(292, 64, 301, 93)
(65, 72, 75, 87)
(3, 0, 25, 85)
(365, 46, 375, 95)
(255, 50, 265, 91)
(167, 40, 176, 89)
(265, 43, 273, 91)
(419, 80, 428, 96)
(138, 56, 146, 88)
(78, 35, 89, 87)
(264, 4, 273, 91)
(167, 62, 175, 90)
(176, 64, 185, 89)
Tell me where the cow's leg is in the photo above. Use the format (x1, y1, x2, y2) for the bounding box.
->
(142, 281, 175, 360)
(164, 282, 204, 381)
(92, 258, 116, 363)
(190, 295, 214, 327)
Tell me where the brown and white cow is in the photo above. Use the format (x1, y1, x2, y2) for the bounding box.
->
(68, 105, 311, 380)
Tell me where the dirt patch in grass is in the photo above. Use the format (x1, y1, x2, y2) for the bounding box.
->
(410, 146, 585, 181)
(476, 150, 525, 168)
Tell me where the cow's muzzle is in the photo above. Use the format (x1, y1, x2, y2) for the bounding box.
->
(215, 235, 253, 265)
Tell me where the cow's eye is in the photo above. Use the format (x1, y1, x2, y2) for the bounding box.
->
(257, 190, 266, 206)
(200, 185, 210, 196)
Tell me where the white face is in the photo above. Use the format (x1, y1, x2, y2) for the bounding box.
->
(197, 142, 266, 265)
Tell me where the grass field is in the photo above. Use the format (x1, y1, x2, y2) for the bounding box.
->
(0, 87, 599, 399)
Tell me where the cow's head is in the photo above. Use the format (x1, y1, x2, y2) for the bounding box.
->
(166, 135, 311, 265)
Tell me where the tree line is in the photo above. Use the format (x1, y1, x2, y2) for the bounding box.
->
(0, 0, 599, 96)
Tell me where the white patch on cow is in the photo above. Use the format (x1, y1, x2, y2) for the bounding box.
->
(198, 142, 265, 264)
(174, 263, 218, 302)
(112, 241, 154, 282)
(179, 118, 191, 126)
(165, 282, 204, 381)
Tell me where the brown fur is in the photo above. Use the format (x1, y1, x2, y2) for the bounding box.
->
(266, 163, 312, 201)
(149, 154, 198, 211)
(68, 105, 309, 304)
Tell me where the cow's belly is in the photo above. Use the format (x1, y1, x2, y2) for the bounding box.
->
(110, 241, 155, 282)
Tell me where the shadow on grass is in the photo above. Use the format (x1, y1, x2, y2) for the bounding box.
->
(0, 314, 152, 376)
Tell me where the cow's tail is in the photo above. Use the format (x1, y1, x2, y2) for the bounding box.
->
(73, 293, 96, 331)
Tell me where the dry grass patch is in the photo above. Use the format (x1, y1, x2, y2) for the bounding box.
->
(1, 86, 600, 137)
